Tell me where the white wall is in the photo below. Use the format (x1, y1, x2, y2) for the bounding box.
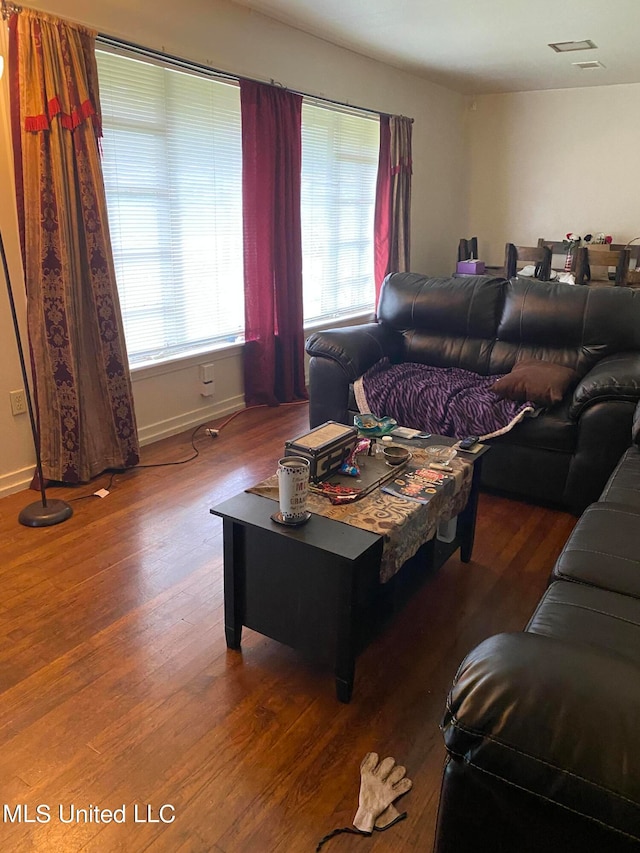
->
(0, 0, 469, 495)
(467, 83, 640, 266)
(0, 23, 38, 495)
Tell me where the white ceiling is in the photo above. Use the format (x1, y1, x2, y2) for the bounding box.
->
(231, 0, 640, 94)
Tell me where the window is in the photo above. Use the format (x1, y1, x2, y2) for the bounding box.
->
(301, 105, 379, 324)
(97, 50, 244, 367)
(97, 47, 379, 367)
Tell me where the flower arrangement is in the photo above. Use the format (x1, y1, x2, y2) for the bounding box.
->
(563, 232, 582, 251)
(563, 232, 613, 248)
(587, 233, 613, 245)
(562, 233, 613, 271)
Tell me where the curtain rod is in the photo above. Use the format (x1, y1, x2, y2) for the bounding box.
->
(1, 1, 22, 20)
(2, 7, 413, 123)
(97, 33, 413, 123)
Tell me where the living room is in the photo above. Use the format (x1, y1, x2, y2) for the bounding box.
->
(2, 0, 640, 492)
(1, 0, 640, 851)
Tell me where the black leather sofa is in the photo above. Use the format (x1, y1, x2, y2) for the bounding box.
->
(305, 273, 640, 513)
(434, 408, 640, 853)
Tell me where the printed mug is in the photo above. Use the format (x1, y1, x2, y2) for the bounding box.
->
(277, 456, 310, 521)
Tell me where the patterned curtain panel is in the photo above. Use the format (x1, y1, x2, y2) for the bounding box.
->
(8, 9, 139, 483)
(388, 115, 413, 274)
(373, 114, 413, 308)
(373, 114, 391, 306)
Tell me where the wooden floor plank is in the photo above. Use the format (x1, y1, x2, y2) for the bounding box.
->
(0, 404, 577, 851)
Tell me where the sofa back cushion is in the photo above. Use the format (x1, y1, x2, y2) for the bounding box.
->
(378, 273, 505, 374)
(378, 274, 640, 379)
(490, 279, 640, 375)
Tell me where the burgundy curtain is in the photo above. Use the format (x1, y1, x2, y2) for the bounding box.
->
(240, 80, 307, 406)
(374, 114, 413, 308)
(9, 9, 139, 484)
(374, 115, 391, 305)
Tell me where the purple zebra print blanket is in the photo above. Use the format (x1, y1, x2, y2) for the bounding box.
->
(354, 359, 536, 441)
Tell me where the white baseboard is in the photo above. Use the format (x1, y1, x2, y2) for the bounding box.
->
(0, 394, 246, 498)
(0, 465, 36, 499)
(137, 393, 245, 446)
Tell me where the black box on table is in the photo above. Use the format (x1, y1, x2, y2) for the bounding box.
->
(284, 421, 358, 482)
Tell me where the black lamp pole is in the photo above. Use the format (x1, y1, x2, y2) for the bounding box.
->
(0, 228, 72, 527)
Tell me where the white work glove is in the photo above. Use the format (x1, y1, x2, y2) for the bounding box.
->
(353, 752, 412, 834)
(375, 802, 403, 830)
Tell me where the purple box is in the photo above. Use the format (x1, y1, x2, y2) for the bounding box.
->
(456, 260, 486, 275)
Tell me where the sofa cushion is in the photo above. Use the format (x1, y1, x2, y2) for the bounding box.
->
(490, 359, 580, 406)
(489, 278, 640, 376)
(489, 397, 577, 454)
(527, 580, 640, 665)
(551, 501, 640, 596)
(442, 630, 640, 843)
(377, 273, 505, 374)
(600, 447, 640, 510)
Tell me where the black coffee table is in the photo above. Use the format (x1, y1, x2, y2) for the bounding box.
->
(211, 440, 487, 702)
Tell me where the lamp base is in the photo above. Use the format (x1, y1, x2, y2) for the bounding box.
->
(18, 498, 73, 528)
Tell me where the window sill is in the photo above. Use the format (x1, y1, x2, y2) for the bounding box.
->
(130, 340, 244, 382)
(304, 310, 375, 334)
(130, 311, 374, 382)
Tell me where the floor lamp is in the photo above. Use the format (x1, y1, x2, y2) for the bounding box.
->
(0, 228, 73, 527)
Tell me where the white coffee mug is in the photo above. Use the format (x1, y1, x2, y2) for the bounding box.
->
(277, 456, 310, 522)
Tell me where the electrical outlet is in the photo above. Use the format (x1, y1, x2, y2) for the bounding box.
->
(10, 389, 27, 416)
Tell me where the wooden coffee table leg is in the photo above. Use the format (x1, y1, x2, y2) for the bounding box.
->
(223, 519, 243, 649)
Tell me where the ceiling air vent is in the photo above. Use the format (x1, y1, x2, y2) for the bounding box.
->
(548, 39, 597, 52)
(572, 60, 605, 70)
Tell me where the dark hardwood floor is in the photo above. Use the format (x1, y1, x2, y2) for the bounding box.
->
(0, 404, 577, 852)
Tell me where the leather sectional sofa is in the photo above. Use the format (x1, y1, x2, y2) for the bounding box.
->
(305, 273, 640, 513)
(434, 408, 640, 853)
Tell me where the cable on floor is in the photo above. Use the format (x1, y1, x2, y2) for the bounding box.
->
(64, 399, 309, 500)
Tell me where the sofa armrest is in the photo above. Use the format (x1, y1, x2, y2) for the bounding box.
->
(570, 352, 640, 418)
(305, 322, 403, 383)
(442, 632, 640, 838)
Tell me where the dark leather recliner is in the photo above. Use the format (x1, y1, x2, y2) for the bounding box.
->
(305, 273, 640, 513)
(433, 412, 640, 853)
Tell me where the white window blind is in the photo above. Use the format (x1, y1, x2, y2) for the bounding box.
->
(301, 104, 379, 324)
(96, 50, 244, 367)
(97, 46, 380, 367)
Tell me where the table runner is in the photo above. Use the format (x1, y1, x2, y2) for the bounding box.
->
(247, 449, 473, 582)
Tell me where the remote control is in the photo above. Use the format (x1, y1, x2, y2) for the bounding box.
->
(392, 426, 422, 439)
(459, 435, 480, 450)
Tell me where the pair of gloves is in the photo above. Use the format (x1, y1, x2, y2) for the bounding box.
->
(353, 752, 412, 834)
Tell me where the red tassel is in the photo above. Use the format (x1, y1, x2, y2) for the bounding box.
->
(47, 96, 63, 118)
(38, 97, 99, 132)
(79, 99, 96, 121)
(24, 114, 50, 132)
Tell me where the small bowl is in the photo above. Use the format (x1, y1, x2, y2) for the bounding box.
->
(424, 445, 457, 465)
(354, 413, 398, 437)
(383, 445, 411, 466)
